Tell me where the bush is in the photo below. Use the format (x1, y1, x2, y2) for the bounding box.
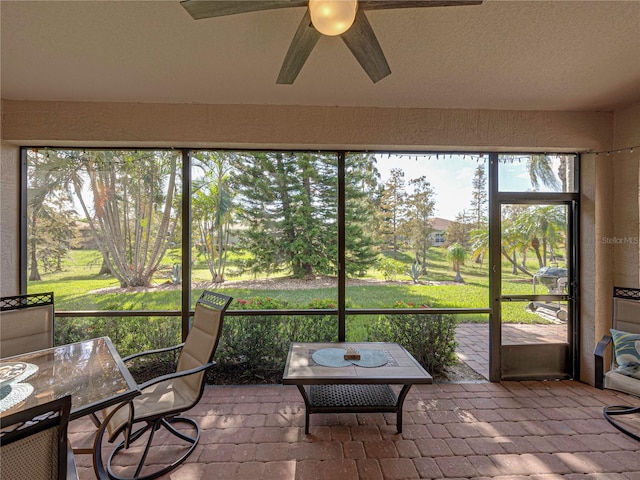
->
(212, 296, 340, 383)
(287, 298, 338, 343)
(54, 296, 457, 384)
(54, 315, 180, 357)
(367, 301, 457, 374)
(212, 297, 290, 382)
(378, 257, 406, 281)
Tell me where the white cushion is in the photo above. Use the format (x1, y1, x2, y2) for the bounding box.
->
(604, 370, 640, 397)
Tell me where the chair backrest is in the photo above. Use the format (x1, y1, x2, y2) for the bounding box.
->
(0, 293, 54, 359)
(612, 287, 640, 336)
(0, 395, 71, 480)
(175, 291, 232, 405)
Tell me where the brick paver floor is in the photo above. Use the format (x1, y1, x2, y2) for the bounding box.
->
(455, 323, 567, 380)
(71, 380, 640, 479)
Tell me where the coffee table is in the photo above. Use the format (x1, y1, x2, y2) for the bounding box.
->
(282, 342, 432, 433)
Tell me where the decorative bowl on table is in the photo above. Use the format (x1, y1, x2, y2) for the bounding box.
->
(0, 362, 29, 388)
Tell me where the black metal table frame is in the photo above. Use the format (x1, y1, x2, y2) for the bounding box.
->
(295, 382, 414, 434)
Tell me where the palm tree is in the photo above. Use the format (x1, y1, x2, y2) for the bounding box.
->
(515, 205, 566, 268)
(447, 243, 467, 283)
(501, 154, 562, 191)
(192, 151, 235, 283)
(527, 155, 560, 191)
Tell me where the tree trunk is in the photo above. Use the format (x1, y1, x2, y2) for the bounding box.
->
(28, 211, 41, 281)
(99, 257, 112, 275)
(501, 247, 533, 276)
(511, 249, 518, 274)
(531, 237, 544, 268)
(453, 264, 464, 283)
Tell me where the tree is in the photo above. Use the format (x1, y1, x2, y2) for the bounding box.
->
(192, 152, 235, 283)
(527, 155, 560, 191)
(447, 243, 467, 283)
(40, 149, 182, 288)
(469, 223, 534, 277)
(26, 150, 79, 280)
(501, 154, 560, 191)
(344, 154, 380, 277)
(469, 163, 488, 263)
(447, 209, 474, 248)
(514, 205, 566, 268)
(378, 168, 406, 259)
(400, 176, 436, 274)
(232, 152, 377, 279)
(238, 151, 333, 279)
(470, 164, 488, 228)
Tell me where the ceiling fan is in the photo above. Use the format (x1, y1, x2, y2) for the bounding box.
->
(180, 0, 483, 84)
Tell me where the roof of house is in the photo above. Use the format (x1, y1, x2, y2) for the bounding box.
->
(430, 217, 453, 232)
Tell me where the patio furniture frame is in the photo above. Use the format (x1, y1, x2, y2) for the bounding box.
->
(282, 342, 432, 434)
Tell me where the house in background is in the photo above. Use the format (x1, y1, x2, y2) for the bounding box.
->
(429, 217, 452, 247)
(1, 1, 639, 385)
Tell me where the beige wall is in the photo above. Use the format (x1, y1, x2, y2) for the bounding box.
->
(0, 141, 20, 297)
(3, 99, 638, 387)
(580, 101, 640, 385)
(2, 100, 613, 151)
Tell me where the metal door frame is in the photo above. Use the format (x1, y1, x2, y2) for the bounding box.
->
(488, 154, 580, 381)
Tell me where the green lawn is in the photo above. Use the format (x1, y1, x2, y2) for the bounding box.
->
(28, 247, 562, 324)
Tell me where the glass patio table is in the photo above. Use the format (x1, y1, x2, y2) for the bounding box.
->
(0, 336, 139, 423)
(282, 342, 433, 433)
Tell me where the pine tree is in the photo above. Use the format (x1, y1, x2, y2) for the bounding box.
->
(470, 164, 488, 229)
(344, 154, 379, 277)
(232, 152, 377, 279)
(401, 176, 436, 273)
(377, 168, 406, 259)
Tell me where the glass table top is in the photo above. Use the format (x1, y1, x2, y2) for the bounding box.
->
(0, 337, 138, 420)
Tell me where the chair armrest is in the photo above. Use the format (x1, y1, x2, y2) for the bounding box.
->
(594, 334, 612, 389)
(122, 343, 185, 362)
(137, 361, 216, 390)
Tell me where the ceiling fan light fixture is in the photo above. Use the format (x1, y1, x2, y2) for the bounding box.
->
(309, 0, 358, 36)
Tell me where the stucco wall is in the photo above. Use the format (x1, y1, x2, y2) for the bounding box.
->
(0, 141, 20, 296)
(2, 100, 613, 151)
(611, 102, 640, 287)
(580, 101, 640, 385)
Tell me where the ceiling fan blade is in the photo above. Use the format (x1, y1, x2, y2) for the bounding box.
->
(181, 0, 307, 20)
(341, 11, 391, 83)
(277, 10, 321, 84)
(359, 0, 482, 11)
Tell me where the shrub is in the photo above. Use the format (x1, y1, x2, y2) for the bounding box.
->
(378, 257, 406, 281)
(284, 298, 338, 343)
(54, 315, 180, 357)
(367, 302, 457, 374)
(213, 297, 290, 381)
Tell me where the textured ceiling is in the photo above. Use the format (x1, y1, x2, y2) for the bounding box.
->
(1, 0, 639, 111)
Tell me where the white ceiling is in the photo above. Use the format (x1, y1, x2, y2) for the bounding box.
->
(1, 0, 639, 112)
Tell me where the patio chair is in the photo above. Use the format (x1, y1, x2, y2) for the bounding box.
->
(0, 292, 54, 358)
(594, 286, 640, 441)
(0, 395, 78, 480)
(94, 291, 232, 480)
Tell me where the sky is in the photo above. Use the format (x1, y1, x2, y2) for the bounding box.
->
(375, 154, 568, 220)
